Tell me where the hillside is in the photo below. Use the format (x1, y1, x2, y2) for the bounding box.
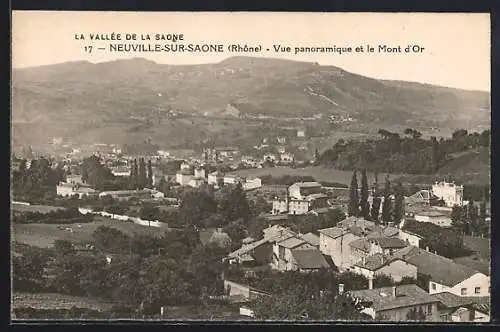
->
(12, 56, 490, 147)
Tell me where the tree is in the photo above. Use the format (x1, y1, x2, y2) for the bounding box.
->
(468, 200, 478, 235)
(130, 159, 139, 189)
(348, 171, 360, 217)
(371, 197, 381, 223)
(138, 158, 147, 189)
(381, 176, 392, 224)
(218, 183, 250, 223)
(393, 181, 404, 224)
(451, 205, 463, 229)
(147, 160, 153, 188)
(373, 275, 395, 288)
(359, 169, 370, 220)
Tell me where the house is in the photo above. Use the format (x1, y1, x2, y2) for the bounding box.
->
(318, 226, 359, 271)
(263, 153, 277, 163)
(280, 152, 294, 164)
(271, 236, 316, 271)
(188, 177, 207, 188)
(349, 284, 441, 321)
(207, 170, 224, 186)
(194, 168, 206, 179)
(297, 128, 306, 137)
(414, 208, 452, 228)
(290, 248, 331, 272)
(200, 228, 232, 249)
(223, 280, 272, 303)
(289, 182, 322, 200)
(431, 291, 490, 322)
(352, 253, 418, 282)
(276, 136, 287, 144)
(65, 174, 84, 185)
(176, 169, 193, 186)
(56, 182, 99, 199)
(349, 237, 408, 267)
(393, 246, 490, 297)
(431, 181, 464, 207)
(243, 177, 262, 191)
(397, 229, 423, 248)
(110, 167, 131, 177)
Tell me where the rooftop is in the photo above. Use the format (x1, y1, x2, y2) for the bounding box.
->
(394, 246, 482, 287)
(291, 249, 330, 270)
(300, 232, 320, 247)
(452, 256, 490, 276)
(318, 226, 344, 239)
(278, 237, 308, 249)
(291, 181, 322, 188)
(461, 236, 491, 261)
(431, 292, 490, 313)
(350, 284, 439, 312)
(354, 253, 413, 271)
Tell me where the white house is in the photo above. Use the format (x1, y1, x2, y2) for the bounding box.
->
(280, 152, 294, 164)
(297, 128, 306, 137)
(318, 226, 360, 271)
(176, 169, 193, 186)
(194, 168, 206, 179)
(398, 229, 423, 248)
(208, 171, 224, 186)
(188, 177, 206, 188)
(431, 181, 464, 207)
(263, 153, 277, 163)
(243, 177, 262, 191)
(396, 246, 490, 297)
(288, 182, 322, 200)
(110, 167, 131, 177)
(56, 182, 99, 199)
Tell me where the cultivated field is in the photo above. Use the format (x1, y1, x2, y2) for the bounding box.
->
(12, 216, 169, 248)
(229, 166, 398, 186)
(12, 292, 117, 312)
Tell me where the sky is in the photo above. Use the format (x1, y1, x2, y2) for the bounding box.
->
(12, 11, 490, 91)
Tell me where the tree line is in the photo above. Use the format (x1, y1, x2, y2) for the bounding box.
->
(12, 157, 65, 200)
(317, 128, 490, 174)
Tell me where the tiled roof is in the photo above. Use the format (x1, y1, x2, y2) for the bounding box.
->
(349, 238, 371, 252)
(400, 248, 480, 287)
(305, 193, 328, 201)
(291, 249, 330, 270)
(431, 292, 490, 312)
(300, 232, 320, 246)
(318, 226, 344, 239)
(354, 253, 405, 271)
(278, 237, 307, 249)
(372, 237, 408, 249)
(350, 284, 439, 312)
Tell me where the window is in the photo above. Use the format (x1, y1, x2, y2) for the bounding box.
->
(431, 283, 436, 290)
(427, 304, 433, 315)
(475, 287, 481, 294)
(461, 288, 467, 295)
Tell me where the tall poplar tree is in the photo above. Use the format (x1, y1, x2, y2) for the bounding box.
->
(348, 171, 359, 217)
(359, 169, 370, 220)
(371, 197, 381, 223)
(147, 160, 153, 188)
(393, 181, 404, 224)
(381, 176, 392, 224)
(138, 158, 147, 189)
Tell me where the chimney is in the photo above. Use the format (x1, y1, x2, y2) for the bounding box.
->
(339, 283, 344, 295)
(392, 286, 396, 297)
(368, 276, 373, 290)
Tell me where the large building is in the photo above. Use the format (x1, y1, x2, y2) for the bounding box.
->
(431, 181, 464, 207)
(272, 182, 329, 215)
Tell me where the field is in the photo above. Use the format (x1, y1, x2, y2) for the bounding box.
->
(12, 292, 116, 312)
(12, 203, 66, 213)
(12, 216, 169, 248)
(229, 166, 399, 186)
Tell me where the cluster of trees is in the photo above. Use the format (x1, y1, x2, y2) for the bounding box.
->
(12, 157, 65, 200)
(402, 220, 473, 258)
(348, 170, 404, 225)
(178, 183, 254, 248)
(13, 207, 93, 225)
(451, 201, 490, 237)
(81, 156, 130, 191)
(129, 158, 154, 190)
(12, 226, 230, 315)
(317, 128, 490, 174)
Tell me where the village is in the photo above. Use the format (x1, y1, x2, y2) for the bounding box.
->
(11, 133, 491, 321)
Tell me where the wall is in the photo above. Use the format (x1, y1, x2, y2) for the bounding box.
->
(320, 232, 360, 271)
(429, 273, 490, 297)
(377, 303, 440, 322)
(398, 231, 421, 247)
(272, 199, 288, 215)
(414, 215, 452, 227)
(289, 200, 309, 215)
(76, 207, 167, 228)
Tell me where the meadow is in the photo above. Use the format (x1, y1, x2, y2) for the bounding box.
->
(12, 216, 169, 248)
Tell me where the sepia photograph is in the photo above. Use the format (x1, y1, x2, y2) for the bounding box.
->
(10, 11, 491, 322)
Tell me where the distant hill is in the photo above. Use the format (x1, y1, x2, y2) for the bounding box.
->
(12, 56, 490, 147)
